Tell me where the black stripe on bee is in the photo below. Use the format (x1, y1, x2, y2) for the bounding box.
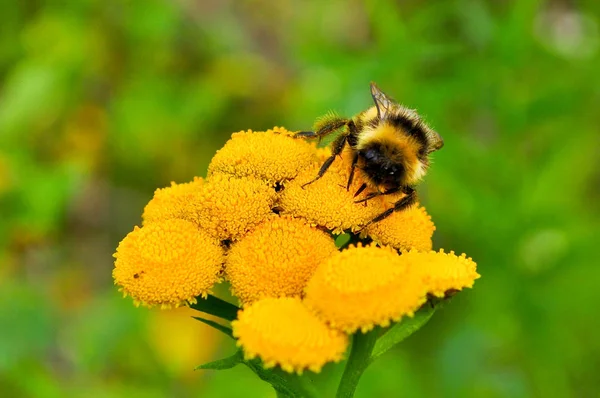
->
(387, 114, 428, 147)
(367, 117, 379, 129)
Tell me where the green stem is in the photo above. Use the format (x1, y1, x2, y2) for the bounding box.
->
(336, 329, 379, 398)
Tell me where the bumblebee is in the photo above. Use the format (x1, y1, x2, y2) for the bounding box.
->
(295, 82, 444, 228)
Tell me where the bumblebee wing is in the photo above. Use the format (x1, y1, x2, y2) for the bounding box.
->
(370, 82, 395, 120)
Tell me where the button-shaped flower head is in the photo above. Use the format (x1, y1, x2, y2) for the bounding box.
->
(143, 174, 277, 241)
(232, 297, 348, 373)
(400, 250, 480, 298)
(226, 217, 338, 305)
(304, 244, 428, 333)
(208, 127, 320, 185)
(113, 219, 224, 308)
(364, 204, 435, 252)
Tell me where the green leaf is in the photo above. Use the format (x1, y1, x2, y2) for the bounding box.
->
(243, 359, 319, 398)
(197, 349, 318, 396)
(370, 304, 437, 363)
(189, 294, 240, 321)
(335, 232, 362, 250)
(334, 233, 351, 249)
(195, 350, 243, 370)
(192, 316, 234, 339)
(243, 359, 299, 397)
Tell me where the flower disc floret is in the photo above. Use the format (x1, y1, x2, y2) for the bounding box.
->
(364, 205, 435, 252)
(142, 177, 204, 226)
(232, 297, 348, 373)
(208, 127, 319, 184)
(304, 244, 427, 333)
(143, 175, 277, 241)
(226, 217, 338, 305)
(400, 250, 480, 297)
(113, 219, 224, 308)
(279, 151, 403, 233)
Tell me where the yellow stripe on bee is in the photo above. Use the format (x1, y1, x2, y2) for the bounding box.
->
(356, 124, 419, 152)
(362, 106, 378, 120)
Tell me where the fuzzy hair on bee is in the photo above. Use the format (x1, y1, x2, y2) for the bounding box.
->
(295, 82, 444, 229)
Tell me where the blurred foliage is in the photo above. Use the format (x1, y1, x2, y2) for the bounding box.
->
(1, 0, 599, 397)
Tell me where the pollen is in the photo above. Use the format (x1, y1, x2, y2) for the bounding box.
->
(112, 219, 224, 308)
(400, 250, 480, 298)
(208, 127, 320, 185)
(304, 244, 428, 333)
(279, 151, 402, 234)
(143, 174, 277, 241)
(226, 217, 338, 305)
(364, 205, 435, 252)
(232, 297, 348, 374)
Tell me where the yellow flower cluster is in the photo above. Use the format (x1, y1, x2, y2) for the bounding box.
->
(113, 127, 480, 373)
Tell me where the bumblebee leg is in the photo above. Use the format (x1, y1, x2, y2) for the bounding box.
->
(359, 187, 416, 229)
(353, 183, 368, 198)
(295, 131, 319, 138)
(295, 130, 325, 145)
(346, 153, 359, 191)
(294, 117, 349, 140)
(354, 186, 401, 203)
(301, 134, 348, 188)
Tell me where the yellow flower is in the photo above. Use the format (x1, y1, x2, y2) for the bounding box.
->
(226, 216, 338, 305)
(208, 127, 319, 185)
(400, 250, 480, 297)
(279, 150, 404, 234)
(143, 174, 277, 241)
(197, 174, 277, 241)
(142, 177, 205, 226)
(363, 205, 435, 252)
(304, 244, 427, 333)
(232, 297, 348, 373)
(113, 219, 224, 308)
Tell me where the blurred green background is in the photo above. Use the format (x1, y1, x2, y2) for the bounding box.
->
(1, 0, 599, 397)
